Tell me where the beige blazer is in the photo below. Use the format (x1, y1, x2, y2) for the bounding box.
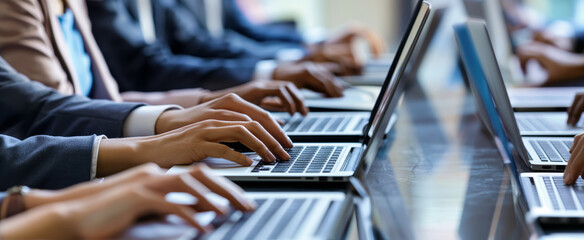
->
(0, 0, 122, 101)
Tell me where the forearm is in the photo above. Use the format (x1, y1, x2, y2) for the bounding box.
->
(121, 89, 210, 108)
(0, 203, 76, 239)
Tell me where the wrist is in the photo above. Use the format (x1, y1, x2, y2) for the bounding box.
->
(22, 189, 57, 210)
(97, 138, 144, 177)
(155, 110, 179, 134)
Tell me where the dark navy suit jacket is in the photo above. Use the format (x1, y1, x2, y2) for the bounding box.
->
(219, 0, 303, 44)
(87, 0, 266, 92)
(0, 57, 141, 190)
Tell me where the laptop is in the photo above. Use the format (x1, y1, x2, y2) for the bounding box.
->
(455, 19, 573, 171)
(460, 21, 584, 137)
(340, 7, 446, 86)
(168, 0, 431, 182)
(122, 189, 355, 239)
(272, 110, 396, 142)
(462, 0, 579, 111)
(301, 7, 444, 112)
(454, 20, 584, 233)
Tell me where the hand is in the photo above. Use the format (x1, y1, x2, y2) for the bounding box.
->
(533, 30, 574, 52)
(1, 164, 255, 239)
(564, 134, 584, 184)
(202, 80, 309, 116)
(307, 26, 386, 73)
(567, 93, 584, 126)
(273, 62, 345, 97)
(98, 119, 291, 176)
(155, 93, 292, 149)
(517, 42, 584, 84)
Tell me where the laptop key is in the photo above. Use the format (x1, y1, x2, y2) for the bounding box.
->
(553, 177, 577, 210)
(530, 140, 548, 162)
(543, 177, 561, 210)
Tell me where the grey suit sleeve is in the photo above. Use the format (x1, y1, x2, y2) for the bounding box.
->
(0, 134, 95, 190)
(0, 58, 142, 139)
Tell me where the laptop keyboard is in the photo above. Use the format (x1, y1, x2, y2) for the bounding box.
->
(517, 117, 561, 132)
(529, 140, 572, 162)
(251, 146, 344, 173)
(214, 197, 322, 239)
(284, 116, 366, 133)
(543, 176, 584, 211)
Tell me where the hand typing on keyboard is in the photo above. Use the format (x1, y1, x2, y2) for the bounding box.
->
(564, 133, 584, 184)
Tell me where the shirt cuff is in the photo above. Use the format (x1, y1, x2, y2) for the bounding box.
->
(276, 48, 306, 62)
(91, 135, 107, 180)
(253, 60, 278, 80)
(123, 105, 182, 137)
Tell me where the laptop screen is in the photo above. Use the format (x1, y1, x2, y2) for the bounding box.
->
(358, 0, 430, 175)
(455, 20, 526, 182)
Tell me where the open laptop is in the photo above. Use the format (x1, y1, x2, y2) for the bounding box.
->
(455, 19, 573, 171)
(301, 7, 444, 112)
(460, 19, 584, 137)
(454, 20, 584, 233)
(123, 176, 378, 240)
(340, 7, 446, 86)
(272, 110, 391, 142)
(462, 0, 579, 111)
(168, 0, 431, 182)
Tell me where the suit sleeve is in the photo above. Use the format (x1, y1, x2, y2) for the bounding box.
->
(86, 0, 258, 92)
(0, 57, 142, 139)
(222, 0, 303, 44)
(0, 134, 95, 190)
(574, 29, 584, 53)
(0, 0, 76, 95)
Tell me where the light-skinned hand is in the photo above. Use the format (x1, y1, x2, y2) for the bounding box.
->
(1, 164, 254, 239)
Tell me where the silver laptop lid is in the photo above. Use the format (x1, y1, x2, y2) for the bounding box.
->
(357, 0, 431, 176)
(455, 19, 531, 167)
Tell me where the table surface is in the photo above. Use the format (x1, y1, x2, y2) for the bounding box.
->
(363, 77, 531, 240)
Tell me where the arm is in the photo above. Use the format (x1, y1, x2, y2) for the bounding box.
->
(0, 134, 95, 190)
(86, 0, 258, 92)
(0, 57, 141, 139)
(0, 0, 76, 94)
(164, 0, 260, 59)
(0, 164, 255, 239)
(222, 0, 303, 43)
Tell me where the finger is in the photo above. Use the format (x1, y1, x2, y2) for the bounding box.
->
(565, 139, 584, 184)
(285, 84, 309, 116)
(212, 94, 293, 148)
(177, 174, 230, 214)
(147, 195, 211, 233)
(205, 143, 254, 166)
(262, 87, 296, 115)
(208, 109, 253, 122)
(568, 95, 584, 125)
(310, 65, 343, 97)
(203, 120, 290, 161)
(571, 135, 582, 153)
(205, 125, 277, 163)
(193, 165, 256, 211)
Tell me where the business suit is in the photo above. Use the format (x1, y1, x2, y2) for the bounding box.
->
(0, 57, 142, 190)
(179, 0, 305, 58)
(87, 0, 265, 92)
(0, 0, 122, 101)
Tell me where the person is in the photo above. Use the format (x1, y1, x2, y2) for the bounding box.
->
(86, 0, 347, 98)
(0, 163, 255, 239)
(0, 0, 308, 114)
(516, 41, 584, 85)
(180, 0, 386, 74)
(0, 56, 291, 190)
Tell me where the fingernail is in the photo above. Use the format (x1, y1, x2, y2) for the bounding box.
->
(282, 151, 291, 160)
(270, 153, 277, 162)
(565, 172, 573, 184)
(246, 157, 253, 166)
